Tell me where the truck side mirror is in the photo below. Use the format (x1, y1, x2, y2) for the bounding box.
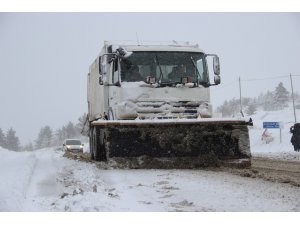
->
(213, 56, 220, 75)
(98, 56, 102, 74)
(214, 75, 221, 85)
(206, 54, 221, 85)
(101, 55, 107, 75)
(117, 47, 133, 59)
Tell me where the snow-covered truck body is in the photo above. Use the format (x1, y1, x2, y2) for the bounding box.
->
(87, 41, 251, 167)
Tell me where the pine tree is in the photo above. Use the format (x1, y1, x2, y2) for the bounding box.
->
(274, 82, 289, 109)
(245, 101, 257, 116)
(263, 91, 276, 111)
(76, 113, 89, 136)
(0, 128, 5, 148)
(5, 128, 20, 151)
(65, 122, 77, 139)
(35, 126, 53, 149)
(53, 117, 87, 146)
(54, 128, 64, 146)
(43, 126, 53, 147)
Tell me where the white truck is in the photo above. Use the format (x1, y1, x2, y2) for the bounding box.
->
(87, 41, 251, 167)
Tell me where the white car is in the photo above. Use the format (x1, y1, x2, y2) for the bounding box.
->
(63, 139, 84, 153)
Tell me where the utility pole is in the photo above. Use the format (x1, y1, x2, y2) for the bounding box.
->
(239, 76, 244, 117)
(290, 73, 297, 123)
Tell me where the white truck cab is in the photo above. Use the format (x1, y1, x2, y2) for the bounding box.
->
(87, 41, 221, 122)
(86, 41, 251, 166)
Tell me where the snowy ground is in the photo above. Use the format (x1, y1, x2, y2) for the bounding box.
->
(0, 106, 300, 215)
(0, 147, 299, 212)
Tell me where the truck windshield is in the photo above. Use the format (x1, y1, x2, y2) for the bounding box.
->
(120, 51, 209, 86)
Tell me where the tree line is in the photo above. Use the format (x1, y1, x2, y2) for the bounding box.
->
(0, 113, 88, 151)
(0, 127, 20, 151)
(216, 82, 299, 117)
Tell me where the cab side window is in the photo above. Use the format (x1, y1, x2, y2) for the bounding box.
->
(112, 60, 119, 83)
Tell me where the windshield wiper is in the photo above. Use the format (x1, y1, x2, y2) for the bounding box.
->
(190, 56, 210, 87)
(154, 55, 164, 84)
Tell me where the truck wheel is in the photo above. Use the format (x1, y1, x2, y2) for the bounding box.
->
(89, 127, 95, 160)
(93, 127, 101, 161)
(100, 129, 108, 161)
(93, 127, 107, 161)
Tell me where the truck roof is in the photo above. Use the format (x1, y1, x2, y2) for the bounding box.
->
(103, 40, 205, 53)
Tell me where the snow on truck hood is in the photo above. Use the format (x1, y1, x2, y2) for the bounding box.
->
(114, 82, 212, 120)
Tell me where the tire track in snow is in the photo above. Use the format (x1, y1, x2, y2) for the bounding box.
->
(22, 149, 65, 211)
(23, 153, 38, 201)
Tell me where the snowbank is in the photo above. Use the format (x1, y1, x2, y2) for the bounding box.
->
(0, 147, 37, 211)
(247, 105, 300, 160)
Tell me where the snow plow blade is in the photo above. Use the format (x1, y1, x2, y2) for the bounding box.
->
(90, 119, 252, 168)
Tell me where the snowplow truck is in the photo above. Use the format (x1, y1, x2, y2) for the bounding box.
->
(87, 41, 252, 168)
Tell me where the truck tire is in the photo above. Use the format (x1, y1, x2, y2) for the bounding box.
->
(89, 127, 95, 160)
(92, 127, 101, 160)
(94, 126, 107, 161)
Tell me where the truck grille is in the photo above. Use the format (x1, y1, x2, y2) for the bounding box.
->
(136, 100, 205, 119)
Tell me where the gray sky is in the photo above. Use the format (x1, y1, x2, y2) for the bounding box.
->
(1, 13, 300, 144)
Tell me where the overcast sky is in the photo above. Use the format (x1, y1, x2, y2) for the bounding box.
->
(1, 13, 300, 144)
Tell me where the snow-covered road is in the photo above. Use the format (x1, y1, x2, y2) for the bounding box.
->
(1, 147, 300, 212)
